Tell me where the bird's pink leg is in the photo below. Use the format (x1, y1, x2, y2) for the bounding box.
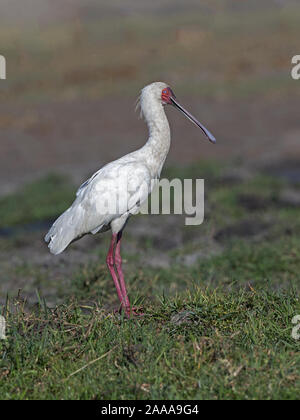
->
(115, 232, 144, 317)
(106, 234, 124, 312)
(115, 232, 131, 314)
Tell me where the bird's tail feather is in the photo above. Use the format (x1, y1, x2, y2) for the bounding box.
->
(45, 207, 79, 255)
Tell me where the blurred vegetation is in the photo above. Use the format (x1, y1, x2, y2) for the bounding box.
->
(1, 3, 300, 103)
(0, 175, 75, 229)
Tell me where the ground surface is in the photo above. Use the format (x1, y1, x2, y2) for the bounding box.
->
(0, 163, 299, 399)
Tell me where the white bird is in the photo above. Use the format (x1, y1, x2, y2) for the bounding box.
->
(45, 82, 216, 317)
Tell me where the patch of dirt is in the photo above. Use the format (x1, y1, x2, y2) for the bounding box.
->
(214, 219, 271, 243)
(237, 194, 274, 211)
(277, 189, 300, 208)
(265, 161, 300, 184)
(0, 231, 101, 306)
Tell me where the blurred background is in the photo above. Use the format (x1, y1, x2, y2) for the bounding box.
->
(0, 0, 299, 306)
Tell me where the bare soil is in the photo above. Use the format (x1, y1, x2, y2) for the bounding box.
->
(1, 96, 300, 195)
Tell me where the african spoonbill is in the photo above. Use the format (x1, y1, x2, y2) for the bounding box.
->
(45, 82, 216, 317)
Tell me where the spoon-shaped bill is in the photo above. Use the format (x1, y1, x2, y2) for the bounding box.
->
(170, 97, 216, 144)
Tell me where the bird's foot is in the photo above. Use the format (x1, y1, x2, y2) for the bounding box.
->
(113, 306, 144, 318)
(125, 306, 145, 318)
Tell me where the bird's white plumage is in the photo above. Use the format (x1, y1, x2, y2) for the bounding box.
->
(45, 82, 171, 254)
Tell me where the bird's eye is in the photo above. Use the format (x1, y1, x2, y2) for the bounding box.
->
(163, 89, 167, 94)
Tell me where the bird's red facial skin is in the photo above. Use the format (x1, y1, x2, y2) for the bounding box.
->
(161, 87, 175, 105)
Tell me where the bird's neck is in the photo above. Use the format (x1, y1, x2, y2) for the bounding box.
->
(140, 101, 171, 178)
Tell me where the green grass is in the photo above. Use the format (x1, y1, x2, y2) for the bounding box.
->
(0, 174, 75, 229)
(0, 162, 300, 399)
(0, 288, 299, 400)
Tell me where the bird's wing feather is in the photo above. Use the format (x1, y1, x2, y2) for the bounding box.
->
(78, 159, 152, 230)
(45, 157, 152, 254)
(76, 168, 103, 197)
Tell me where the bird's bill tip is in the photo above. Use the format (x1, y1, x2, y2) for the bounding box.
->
(208, 133, 217, 144)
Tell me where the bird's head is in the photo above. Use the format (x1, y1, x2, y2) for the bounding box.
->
(140, 82, 216, 144)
